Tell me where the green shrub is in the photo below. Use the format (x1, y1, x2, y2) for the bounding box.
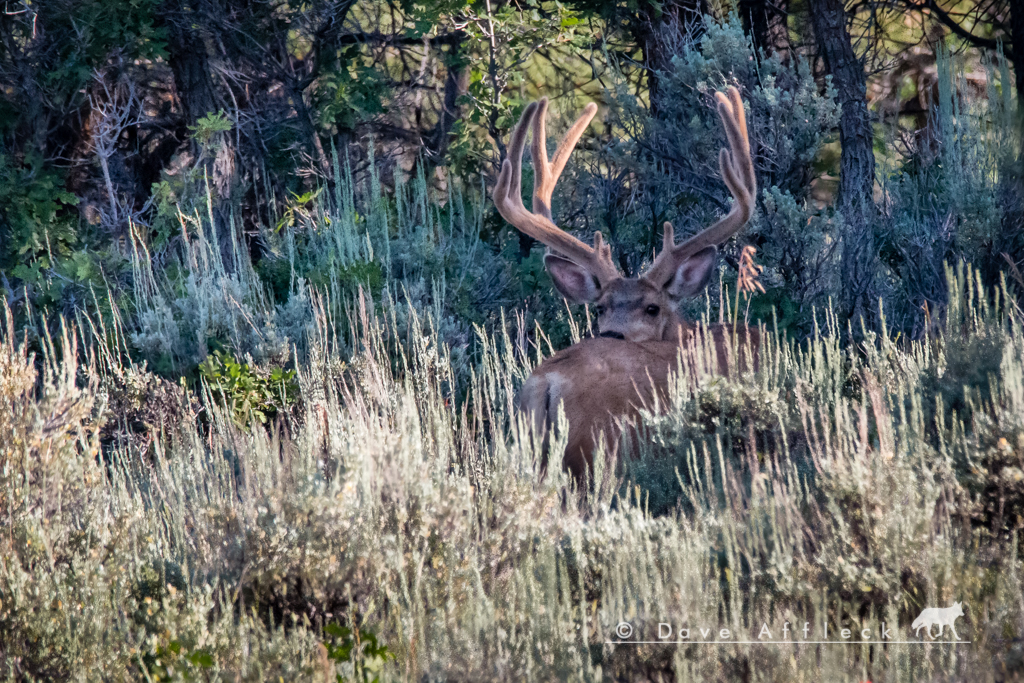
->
(0, 154, 97, 314)
(874, 47, 1021, 331)
(198, 350, 298, 426)
(322, 623, 395, 683)
(144, 639, 214, 682)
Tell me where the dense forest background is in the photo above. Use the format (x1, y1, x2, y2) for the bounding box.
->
(1, 0, 1022, 375)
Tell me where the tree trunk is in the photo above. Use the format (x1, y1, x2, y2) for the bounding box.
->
(291, 83, 331, 176)
(433, 33, 469, 163)
(633, 0, 706, 115)
(809, 0, 876, 323)
(739, 0, 789, 58)
(1014, 2, 1024, 109)
(160, 0, 245, 260)
(1011, 0, 1024, 162)
(160, 0, 217, 131)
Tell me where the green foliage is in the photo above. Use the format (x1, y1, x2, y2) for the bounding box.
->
(145, 640, 215, 681)
(874, 47, 1021, 329)
(0, 154, 79, 268)
(0, 154, 120, 319)
(32, 0, 167, 91)
(198, 350, 298, 426)
(322, 623, 394, 682)
(434, 0, 589, 177)
(255, 255, 295, 305)
(315, 259, 385, 294)
(654, 16, 839, 196)
(274, 188, 324, 234)
(188, 110, 234, 147)
(753, 186, 839, 329)
(147, 178, 186, 251)
(314, 47, 388, 132)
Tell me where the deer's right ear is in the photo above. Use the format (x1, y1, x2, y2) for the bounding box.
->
(544, 253, 601, 303)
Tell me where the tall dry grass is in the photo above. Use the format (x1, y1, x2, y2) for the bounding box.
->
(2, 257, 1023, 680)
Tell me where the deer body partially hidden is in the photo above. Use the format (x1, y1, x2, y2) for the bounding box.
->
(522, 327, 760, 478)
(494, 88, 758, 479)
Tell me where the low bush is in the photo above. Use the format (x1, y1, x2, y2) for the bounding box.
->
(198, 350, 298, 427)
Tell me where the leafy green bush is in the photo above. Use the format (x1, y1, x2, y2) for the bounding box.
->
(322, 623, 394, 683)
(198, 350, 298, 426)
(144, 638, 214, 681)
(312, 46, 388, 132)
(0, 154, 99, 313)
(0, 155, 80, 267)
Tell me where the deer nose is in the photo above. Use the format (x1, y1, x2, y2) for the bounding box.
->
(599, 331, 626, 340)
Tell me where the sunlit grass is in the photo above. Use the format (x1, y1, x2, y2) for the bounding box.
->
(2, 254, 1023, 680)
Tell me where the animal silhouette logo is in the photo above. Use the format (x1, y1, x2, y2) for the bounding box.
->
(911, 602, 964, 640)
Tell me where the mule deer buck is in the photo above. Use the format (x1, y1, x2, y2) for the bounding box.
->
(493, 87, 759, 480)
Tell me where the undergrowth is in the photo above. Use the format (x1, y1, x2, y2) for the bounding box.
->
(2, 259, 1023, 681)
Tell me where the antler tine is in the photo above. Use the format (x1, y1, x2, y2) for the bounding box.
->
(531, 98, 598, 221)
(494, 100, 539, 231)
(727, 86, 755, 194)
(643, 86, 757, 286)
(493, 100, 620, 286)
(506, 101, 537, 202)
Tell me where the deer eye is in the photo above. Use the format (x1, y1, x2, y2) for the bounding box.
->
(645, 305, 660, 316)
(594, 305, 606, 316)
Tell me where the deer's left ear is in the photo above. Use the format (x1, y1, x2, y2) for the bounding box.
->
(661, 246, 718, 300)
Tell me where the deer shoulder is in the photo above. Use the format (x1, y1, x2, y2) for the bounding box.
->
(520, 326, 760, 479)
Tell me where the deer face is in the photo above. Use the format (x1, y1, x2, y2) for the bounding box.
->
(544, 246, 719, 342)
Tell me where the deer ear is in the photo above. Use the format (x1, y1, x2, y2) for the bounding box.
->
(544, 253, 601, 303)
(663, 246, 718, 300)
